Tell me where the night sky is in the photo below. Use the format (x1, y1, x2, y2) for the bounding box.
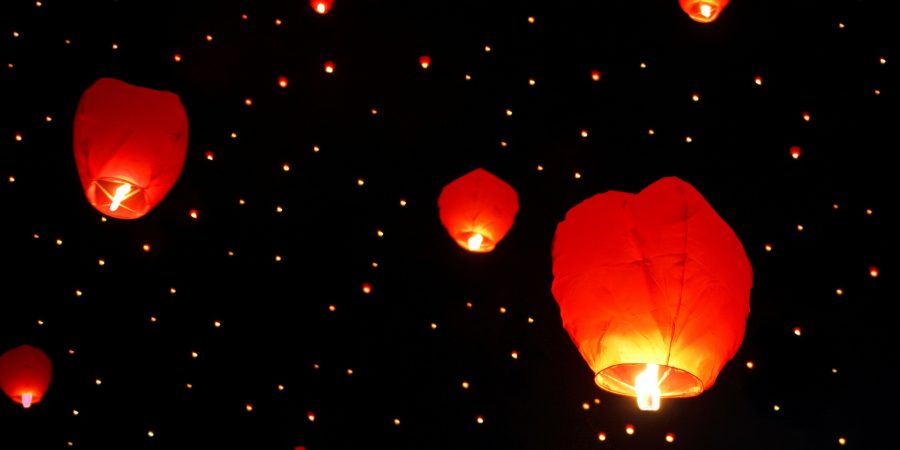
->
(0, 0, 895, 449)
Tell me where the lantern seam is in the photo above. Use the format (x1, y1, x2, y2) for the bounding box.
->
(664, 189, 690, 368)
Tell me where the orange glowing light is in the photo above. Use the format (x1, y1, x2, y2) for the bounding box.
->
(311, 0, 332, 14)
(790, 146, 801, 159)
(679, 0, 730, 23)
(419, 55, 431, 70)
(324, 61, 335, 74)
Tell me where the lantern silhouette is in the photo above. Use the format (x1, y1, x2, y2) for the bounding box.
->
(438, 168, 519, 253)
(0, 345, 53, 408)
(679, 0, 729, 23)
(551, 177, 751, 410)
(311, 0, 333, 15)
(73, 78, 188, 220)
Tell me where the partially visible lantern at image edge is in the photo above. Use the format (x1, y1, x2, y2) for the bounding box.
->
(0, 345, 53, 408)
(679, 0, 730, 23)
(310, 0, 333, 15)
(551, 177, 752, 411)
(73, 78, 188, 219)
(438, 168, 519, 253)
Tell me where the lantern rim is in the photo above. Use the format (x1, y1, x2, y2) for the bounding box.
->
(87, 177, 150, 220)
(453, 231, 496, 253)
(683, 1, 725, 23)
(595, 363, 704, 399)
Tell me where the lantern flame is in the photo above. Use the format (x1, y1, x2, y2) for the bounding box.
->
(21, 392, 33, 408)
(467, 233, 484, 251)
(315, 2, 326, 14)
(699, 3, 713, 18)
(635, 364, 661, 411)
(109, 183, 132, 212)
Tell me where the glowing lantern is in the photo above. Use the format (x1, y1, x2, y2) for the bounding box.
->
(0, 345, 53, 408)
(438, 168, 519, 253)
(790, 146, 801, 160)
(310, 0, 333, 15)
(419, 55, 431, 70)
(679, 0, 729, 23)
(73, 78, 188, 219)
(551, 177, 751, 410)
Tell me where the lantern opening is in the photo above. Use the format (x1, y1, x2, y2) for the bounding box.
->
(89, 178, 149, 219)
(454, 231, 494, 253)
(634, 364, 661, 411)
(315, 3, 326, 13)
(699, 3, 713, 18)
(595, 363, 704, 404)
(683, 1, 725, 23)
(21, 392, 33, 408)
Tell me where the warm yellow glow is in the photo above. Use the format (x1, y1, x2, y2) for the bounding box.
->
(430, 323, 437, 329)
(597, 432, 607, 441)
(746, 361, 755, 369)
(467, 233, 484, 251)
(666, 433, 675, 443)
(581, 402, 590, 410)
(755, 76, 763, 85)
(476, 416, 484, 424)
(307, 412, 316, 422)
(393, 418, 401, 425)
(764, 244, 773, 252)
(699, 3, 713, 18)
(580, 129, 589, 138)
(191, 351, 198, 358)
(142, 244, 151, 252)
(108, 183, 132, 212)
(245, 404, 253, 412)
(793, 327, 802, 336)
(277, 384, 284, 391)
(836, 288, 843, 296)
(511, 351, 519, 359)
(869, 266, 879, 278)
(692, 93, 700, 102)
(214, 320, 221, 328)
(528, 78, 536, 86)
(147, 431, 154, 438)
(316, 3, 326, 14)
(95, 378, 102, 385)
(685, 136, 693, 143)
(838, 437, 847, 445)
(625, 424, 635, 435)
(635, 363, 661, 411)
(205, 34, 213, 42)
(21, 393, 33, 408)
(527, 16, 535, 24)
(499, 307, 507, 314)
(461, 381, 469, 389)
(773, 404, 780, 411)
(484, 45, 491, 52)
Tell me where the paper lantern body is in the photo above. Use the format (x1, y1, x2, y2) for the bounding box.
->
(551, 177, 751, 404)
(0, 345, 53, 408)
(73, 78, 188, 219)
(679, 0, 730, 23)
(311, 0, 333, 15)
(438, 168, 519, 253)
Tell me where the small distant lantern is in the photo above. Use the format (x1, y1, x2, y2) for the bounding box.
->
(790, 146, 802, 160)
(0, 345, 53, 408)
(419, 55, 431, 70)
(438, 168, 519, 253)
(552, 177, 752, 410)
(310, 0, 333, 15)
(73, 78, 188, 219)
(679, 0, 730, 23)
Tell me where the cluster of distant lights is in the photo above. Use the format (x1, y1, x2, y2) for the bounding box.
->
(4, 2, 881, 449)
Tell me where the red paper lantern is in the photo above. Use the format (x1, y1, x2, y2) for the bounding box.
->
(551, 177, 751, 410)
(438, 168, 519, 253)
(679, 0, 729, 23)
(0, 345, 53, 408)
(311, 0, 333, 15)
(419, 55, 431, 70)
(73, 78, 188, 220)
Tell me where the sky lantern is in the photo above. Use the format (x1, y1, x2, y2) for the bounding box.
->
(551, 177, 752, 410)
(0, 345, 53, 408)
(73, 78, 188, 220)
(438, 168, 519, 253)
(679, 0, 729, 23)
(310, 0, 333, 15)
(419, 55, 431, 70)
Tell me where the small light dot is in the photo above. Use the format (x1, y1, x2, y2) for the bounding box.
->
(371, 261, 379, 268)
(214, 320, 221, 328)
(230, 132, 238, 139)
(283, 163, 291, 172)
(832, 367, 838, 374)
(500, 140, 508, 148)
(793, 327, 802, 336)
(328, 304, 336, 312)
(648, 129, 655, 135)
(838, 437, 847, 445)
(111, 43, 118, 50)
(324, 61, 335, 73)
(866, 208, 873, 216)
(580, 129, 589, 138)
(8, 176, 14, 183)
(393, 418, 401, 426)
(227, 250, 235, 257)
(362, 283, 372, 294)
(796, 224, 804, 231)
(98, 259, 106, 266)
(56, 239, 63, 246)
(95, 379, 102, 385)
(277, 384, 284, 391)
(790, 146, 801, 159)
(205, 150, 215, 161)
(869, 266, 879, 278)
(147, 431, 154, 438)
(278, 76, 289, 88)
(465, 74, 472, 81)
(170, 288, 177, 294)
(581, 402, 590, 410)
(476, 416, 485, 424)
(462, 381, 470, 389)
(879, 57, 886, 65)
(527, 16, 535, 24)
(376, 229, 384, 237)
(640, 62, 647, 69)
(836, 288, 844, 296)
(245, 404, 253, 412)
(276, 206, 284, 213)
(75, 290, 83, 297)
(773, 404, 780, 411)
(189, 209, 198, 219)
(685, 136, 693, 143)
(625, 424, 635, 435)
(484, 45, 491, 52)
(346, 368, 354, 375)
(746, 361, 754, 369)
(511, 351, 519, 360)
(13, 31, 20, 38)
(15, 133, 23, 142)
(466, 302, 473, 309)
(593, 398, 600, 404)
(37, 320, 44, 326)
(307, 412, 316, 422)
(505, 109, 513, 116)
(371, 108, 378, 115)
(598, 432, 607, 442)
(754, 76, 763, 86)
(764, 244, 773, 252)
(499, 307, 507, 314)
(45, 115, 53, 123)
(275, 18, 282, 26)
(665, 433, 675, 443)
(574, 172, 582, 179)
(244, 98, 253, 106)
(527, 317, 534, 324)
(528, 78, 536, 86)
(191, 351, 199, 359)
(430, 322, 437, 330)
(186, 383, 193, 389)
(802, 112, 811, 122)
(313, 145, 320, 153)
(142, 244, 151, 252)
(275, 255, 282, 262)
(692, 93, 700, 102)
(536, 165, 544, 171)
(73, 410, 79, 417)
(173, 53, 182, 62)
(591, 70, 601, 81)
(68, 349, 75, 355)
(399, 199, 407, 207)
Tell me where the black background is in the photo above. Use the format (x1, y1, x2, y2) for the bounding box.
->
(1, 0, 894, 448)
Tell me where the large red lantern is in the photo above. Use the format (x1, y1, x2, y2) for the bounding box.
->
(438, 168, 519, 253)
(551, 177, 751, 410)
(679, 0, 730, 23)
(73, 78, 188, 220)
(0, 345, 53, 408)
